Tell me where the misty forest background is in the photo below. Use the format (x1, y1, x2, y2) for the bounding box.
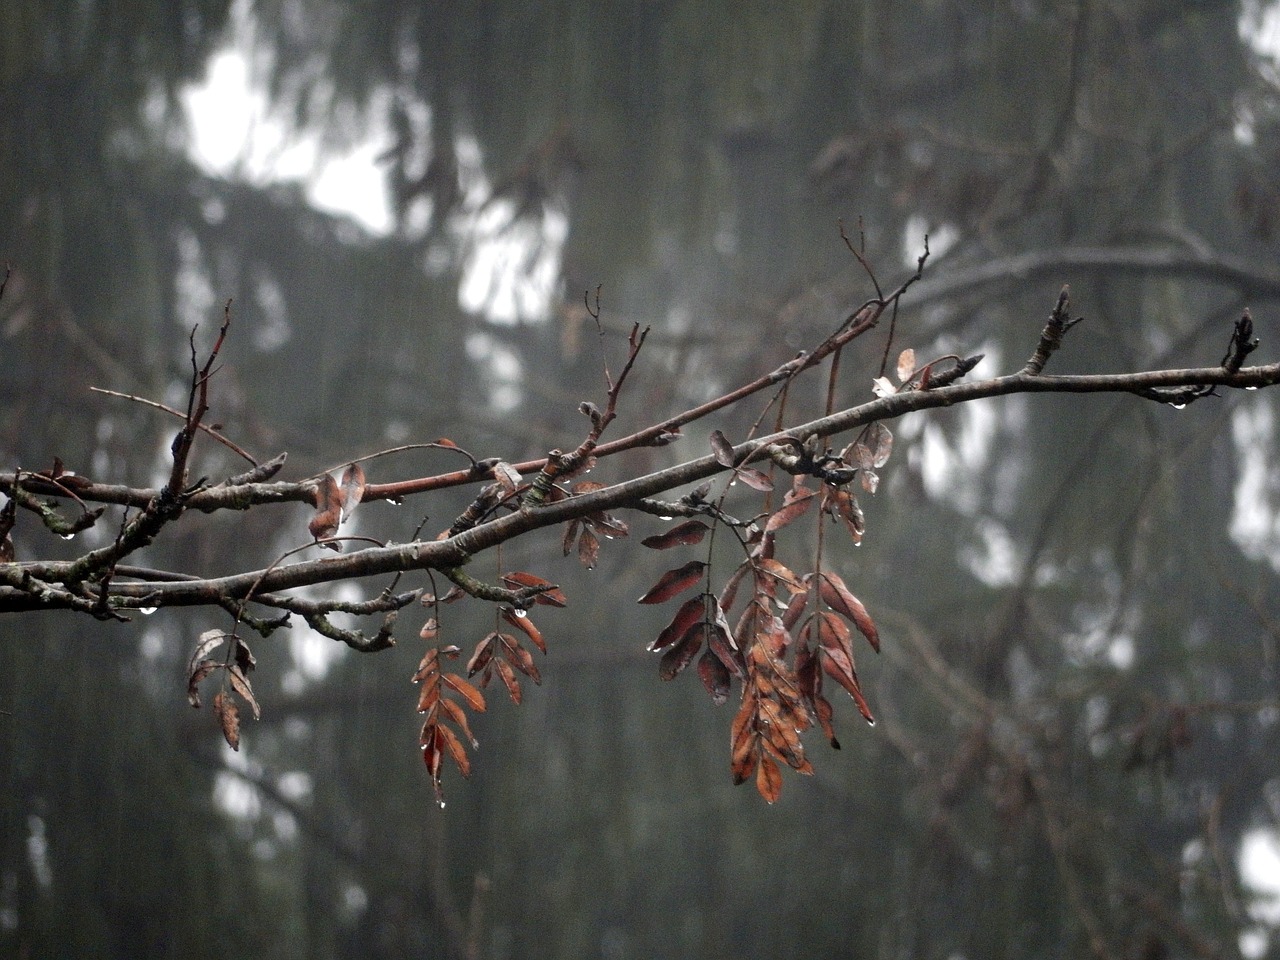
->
(5, 1, 1280, 958)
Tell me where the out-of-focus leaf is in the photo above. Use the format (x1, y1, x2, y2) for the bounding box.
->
(339, 463, 366, 523)
(641, 519, 710, 549)
(860, 469, 879, 494)
(736, 466, 774, 491)
(637, 560, 707, 604)
(659, 623, 704, 680)
(577, 526, 600, 568)
(897, 348, 916, 384)
(697, 648, 731, 705)
(561, 519, 580, 556)
(502, 607, 546, 653)
(419, 618, 439, 640)
(492, 461, 521, 491)
(443, 672, 488, 712)
(213, 691, 240, 751)
(186, 661, 218, 708)
(871, 376, 897, 398)
(232, 638, 255, 674)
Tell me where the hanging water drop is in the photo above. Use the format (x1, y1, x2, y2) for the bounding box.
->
(1171, 403, 1187, 410)
(59, 533, 75, 541)
(513, 608, 527, 619)
(139, 606, 157, 616)
(1246, 385, 1259, 391)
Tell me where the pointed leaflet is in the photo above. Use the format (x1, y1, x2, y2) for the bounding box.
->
(764, 487, 815, 535)
(339, 463, 366, 523)
(493, 657, 522, 704)
(755, 751, 783, 803)
(501, 572, 568, 607)
(187, 662, 218, 708)
(189, 630, 226, 677)
(817, 613, 875, 723)
(637, 560, 707, 604)
(697, 649, 731, 705)
(308, 473, 342, 544)
(499, 633, 541, 683)
(466, 635, 497, 677)
(736, 466, 774, 492)
(443, 672, 488, 712)
(562, 518, 580, 556)
(439, 696, 479, 748)
(650, 595, 706, 652)
(213, 691, 240, 751)
(227, 664, 261, 720)
(577, 525, 600, 569)
(814, 571, 881, 651)
(435, 722, 471, 778)
(641, 520, 710, 550)
(502, 607, 546, 653)
(659, 623, 704, 680)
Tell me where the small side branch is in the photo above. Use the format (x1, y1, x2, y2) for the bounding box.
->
(1023, 285, 1083, 375)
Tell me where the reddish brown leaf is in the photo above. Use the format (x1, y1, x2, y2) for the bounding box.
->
(697, 648, 731, 705)
(465, 635, 495, 677)
(213, 691, 240, 751)
(755, 751, 782, 803)
(571, 480, 607, 495)
(650, 595, 706, 652)
(493, 657, 522, 704)
(897, 348, 916, 384)
(502, 607, 546, 654)
(755, 558, 805, 596)
(638, 560, 707, 604)
(413, 647, 440, 685)
(438, 696, 479, 748)
(499, 633, 541, 683)
(815, 571, 881, 651)
(577, 525, 600, 569)
(308, 473, 342, 544)
(443, 672, 488, 712)
(718, 560, 750, 613)
(764, 489, 815, 535)
(492, 461, 521, 491)
(781, 592, 809, 631)
(500, 571, 568, 607)
(419, 618, 439, 640)
(339, 463, 366, 523)
(435, 722, 471, 777)
(641, 520, 711, 550)
(659, 623, 705, 680)
(818, 642, 875, 724)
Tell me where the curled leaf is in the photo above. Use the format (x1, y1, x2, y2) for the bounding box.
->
(641, 520, 711, 550)
(339, 463, 366, 523)
(815, 571, 881, 651)
(308, 473, 342, 545)
(213, 691, 240, 751)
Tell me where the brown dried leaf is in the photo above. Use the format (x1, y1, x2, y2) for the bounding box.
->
(443, 672, 488, 712)
(697, 648, 731, 705)
(588, 511, 629, 539)
(764, 489, 815, 535)
(492, 461, 522, 492)
(641, 519, 711, 550)
(718, 560, 751, 613)
(659, 623, 705, 680)
(413, 647, 440, 685)
(736, 466, 774, 492)
(187, 661, 218, 708)
(896, 348, 916, 384)
(493, 656, 522, 704)
(865, 423, 893, 468)
(500, 571, 568, 607)
(308, 473, 342, 545)
(561, 519, 580, 556)
(861, 469, 879, 495)
(465, 635, 496, 676)
(212, 691, 240, 751)
(755, 558, 805, 596)
(818, 639, 875, 724)
(637, 560, 707, 604)
(499, 633, 541, 683)
(650, 595, 706, 652)
(502, 607, 546, 654)
(439, 696, 479, 748)
(419, 618, 439, 640)
(577, 525, 600, 569)
(227, 664, 261, 720)
(436, 722, 471, 778)
(815, 571, 881, 651)
(188, 630, 226, 681)
(755, 751, 782, 803)
(339, 463, 366, 523)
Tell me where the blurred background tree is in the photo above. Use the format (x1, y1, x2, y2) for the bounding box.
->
(4, 1, 1280, 958)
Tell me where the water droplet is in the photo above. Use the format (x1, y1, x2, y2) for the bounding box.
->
(513, 608, 527, 619)
(1172, 403, 1187, 411)
(658, 516, 672, 521)
(58, 533, 75, 541)
(865, 718, 876, 727)
(1246, 385, 1259, 391)
(139, 607, 157, 616)
(437, 799, 446, 809)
